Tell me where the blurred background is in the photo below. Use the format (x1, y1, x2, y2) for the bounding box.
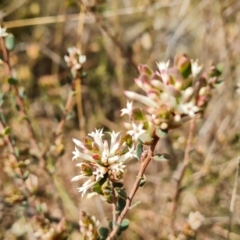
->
(0, 0, 240, 239)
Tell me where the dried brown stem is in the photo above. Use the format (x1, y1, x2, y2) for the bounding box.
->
(0, 37, 45, 168)
(0, 118, 18, 162)
(41, 89, 74, 159)
(171, 118, 196, 231)
(227, 158, 240, 239)
(85, 7, 138, 72)
(107, 136, 159, 239)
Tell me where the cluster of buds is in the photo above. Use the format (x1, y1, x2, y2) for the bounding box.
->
(122, 54, 222, 144)
(64, 47, 86, 77)
(79, 211, 100, 240)
(72, 129, 136, 197)
(169, 211, 205, 240)
(33, 217, 68, 240)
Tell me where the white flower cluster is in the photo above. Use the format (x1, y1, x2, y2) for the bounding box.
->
(72, 129, 136, 196)
(64, 47, 86, 72)
(121, 55, 221, 143)
(188, 211, 205, 230)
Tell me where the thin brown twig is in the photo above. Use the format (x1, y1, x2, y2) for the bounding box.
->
(4, 2, 179, 29)
(170, 118, 196, 231)
(0, 117, 18, 162)
(227, 158, 240, 239)
(41, 89, 74, 158)
(107, 136, 159, 239)
(75, 4, 86, 138)
(0, 37, 45, 168)
(85, 7, 138, 72)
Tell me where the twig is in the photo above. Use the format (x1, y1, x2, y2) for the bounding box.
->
(0, 37, 45, 168)
(111, 0, 124, 107)
(227, 158, 240, 239)
(41, 89, 74, 159)
(107, 136, 159, 239)
(171, 118, 196, 231)
(75, 4, 86, 138)
(85, 6, 138, 72)
(4, 2, 179, 29)
(0, 117, 18, 162)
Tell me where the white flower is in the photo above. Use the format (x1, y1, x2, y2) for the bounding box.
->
(191, 59, 202, 77)
(157, 60, 170, 84)
(121, 101, 133, 116)
(109, 162, 126, 173)
(127, 122, 146, 141)
(72, 129, 136, 196)
(79, 55, 86, 64)
(188, 211, 205, 230)
(64, 46, 86, 70)
(0, 27, 8, 37)
(157, 60, 170, 73)
(177, 102, 199, 117)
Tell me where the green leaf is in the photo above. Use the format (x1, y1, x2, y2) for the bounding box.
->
(217, 64, 223, 75)
(112, 182, 123, 188)
(115, 188, 127, 200)
(132, 108, 145, 121)
(139, 176, 146, 187)
(5, 34, 15, 51)
(120, 219, 130, 232)
(4, 126, 11, 135)
(98, 227, 109, 239)
(152, 153, 172, 162)
(8, 78, 18, 85)
(23, 171, 29, 180)
(156, 128, 168, 138)
(14, 147, 19, 157)
(92, 181, 103, 195)
(136, 141, 143, 161)
(117, 197, 126, 212)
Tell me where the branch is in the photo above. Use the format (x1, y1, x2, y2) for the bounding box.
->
(0, 37, 45, 168)
(107, 136, 159, 239)
(171, 118, 196, 231)
(85, 6, 138, 72)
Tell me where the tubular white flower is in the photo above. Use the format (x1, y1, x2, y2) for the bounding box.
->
(157, 60, 170, 73)
(72, 147, 95, 162)
(120, 101, 133, 116)
(109, 162, 126, 173)
(93, 167, 106, 181)
(124, 91, 158, 108)
(191, 59, 202, 77)
(177, 102, 199, 117)
(78, 179, 96, 197)
(0, 27, 8, 37)
(88, 129, 104, 152)
(127, 122, 146, 141)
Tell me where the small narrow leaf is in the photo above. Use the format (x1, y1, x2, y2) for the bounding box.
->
(4, 126, 11, 135)
(129, 201, 141, 210)
(8, 78, 18, 85)
(117, 197, 126, 212)
(152, 153, 172, 162)
(136, 141, 143, 161)
(115, 188, 127, 200)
